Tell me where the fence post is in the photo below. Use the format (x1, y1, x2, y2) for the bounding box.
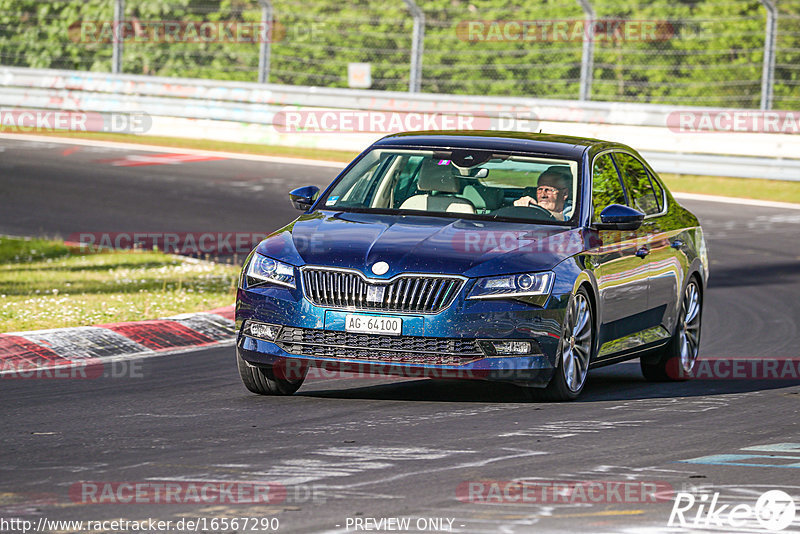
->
(759, 0, 777, 110)
(577, 0, 595, 101)
(258, 0, 273, 84)
(402, 0, 424, 92)
(112, 0, 124, 74)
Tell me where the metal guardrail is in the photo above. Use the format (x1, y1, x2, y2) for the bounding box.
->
(640, 152, 800, 182)
(0, 67, 691, 127)
(1, 67, 798, 181)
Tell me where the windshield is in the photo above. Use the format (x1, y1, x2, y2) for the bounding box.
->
(319, 148, 580, 223)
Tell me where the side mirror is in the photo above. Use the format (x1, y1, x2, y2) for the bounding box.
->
(289, 186, 320, 211)
(595, 204, 645, 231)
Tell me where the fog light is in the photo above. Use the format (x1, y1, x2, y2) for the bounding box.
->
(492, 341, 532, 354)
(244, 321, 279, 341)
(479, 340, 538, 356)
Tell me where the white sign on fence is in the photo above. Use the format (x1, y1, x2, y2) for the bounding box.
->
(348, 63, 372, 89)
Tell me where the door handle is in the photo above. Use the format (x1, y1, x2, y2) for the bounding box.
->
(635, 246, 650, 258)
(671, 240, 685, 249)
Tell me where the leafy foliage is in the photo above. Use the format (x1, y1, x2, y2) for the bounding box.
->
(0, 0, 797, 108)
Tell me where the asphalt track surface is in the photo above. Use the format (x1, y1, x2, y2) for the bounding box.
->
(2, 137, 800, 533)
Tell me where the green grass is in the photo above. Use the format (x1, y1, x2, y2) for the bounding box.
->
(0, 237, 72, 263)
(660, 174, 800, 204)
(0, 236, 239, 333)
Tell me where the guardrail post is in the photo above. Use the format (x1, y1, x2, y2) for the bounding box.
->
(258, 0, 273, 84)
(759, 0, 777, 110)
(112, 0, 124, 74)
(577, 0, 595, 101)
(402, 0, 424, 93)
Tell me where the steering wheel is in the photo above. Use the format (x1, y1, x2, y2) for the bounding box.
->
(493, 204, 556, 220)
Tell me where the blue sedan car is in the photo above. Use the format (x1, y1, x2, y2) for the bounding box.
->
(236, 132, 708, 400)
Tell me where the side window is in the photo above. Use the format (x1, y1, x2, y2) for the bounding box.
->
(614, 153, 661, 216)
(649, 172, 665, 211)
(591, 153, 626, 223)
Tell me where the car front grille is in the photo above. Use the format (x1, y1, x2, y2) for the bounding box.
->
(300, 268, 463, 314)
(275, 327, 483, 365)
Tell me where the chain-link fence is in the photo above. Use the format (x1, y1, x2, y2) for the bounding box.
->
(0, 0, 797, 109)
(777, 0, 800, 108)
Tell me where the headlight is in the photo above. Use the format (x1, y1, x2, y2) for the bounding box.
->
(244, 253, 296, 289)
(467, 271, 554, 301)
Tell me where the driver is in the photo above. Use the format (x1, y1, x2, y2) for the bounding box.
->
(513, 166, 572, 220)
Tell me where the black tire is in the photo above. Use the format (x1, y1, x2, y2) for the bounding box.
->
(535, 287, 595, 401)
(236, 349, 307, 395)
(641, 277, 703, 382)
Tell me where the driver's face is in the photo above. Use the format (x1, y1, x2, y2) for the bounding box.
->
(536, 179, 568, 212)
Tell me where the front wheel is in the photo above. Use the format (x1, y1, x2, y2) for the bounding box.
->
(641, 277, 702, 381)
(536, 287, 594, 401)
(237, 349, 307, 395)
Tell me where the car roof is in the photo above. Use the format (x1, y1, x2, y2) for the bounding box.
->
(372, 131, 626, 159)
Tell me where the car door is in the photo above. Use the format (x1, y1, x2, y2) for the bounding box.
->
(612, 152, 680, 333)
(586, 152, 651, 357)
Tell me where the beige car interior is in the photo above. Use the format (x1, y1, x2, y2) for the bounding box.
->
(399, 159, 477, 214)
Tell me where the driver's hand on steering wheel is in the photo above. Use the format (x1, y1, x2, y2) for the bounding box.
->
(514, 196, 537, 207)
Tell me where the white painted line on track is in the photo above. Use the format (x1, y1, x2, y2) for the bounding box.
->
(0, 132, 347, 169)
(4, 132, 799, 209)
(672, 192, 800, 210)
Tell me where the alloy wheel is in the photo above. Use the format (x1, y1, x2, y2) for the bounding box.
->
(561, 292, 593, 392)
(678, 280, 702, 374)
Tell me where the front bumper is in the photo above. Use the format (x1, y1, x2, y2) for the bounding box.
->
(235, 278, 570, 385)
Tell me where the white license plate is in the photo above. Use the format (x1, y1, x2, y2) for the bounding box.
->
(345, 314, 402, 336)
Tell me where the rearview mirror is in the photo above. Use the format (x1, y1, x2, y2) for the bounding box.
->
(456, 167, 489, 178)
(595, 204, 645, 231)
(289, 186, 320, 211)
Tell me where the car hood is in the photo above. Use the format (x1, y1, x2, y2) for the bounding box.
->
(256, 210, 586, 278)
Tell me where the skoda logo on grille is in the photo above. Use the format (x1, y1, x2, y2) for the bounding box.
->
(371, 261, 389, 275)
